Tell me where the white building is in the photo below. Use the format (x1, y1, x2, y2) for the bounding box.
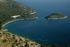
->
(30, 12, 36, 15)
(11, 15, 21, 19)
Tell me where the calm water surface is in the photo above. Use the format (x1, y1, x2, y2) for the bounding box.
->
(5, 0, 70, 45)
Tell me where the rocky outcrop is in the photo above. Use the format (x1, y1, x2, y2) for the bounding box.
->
(0, 29, 41, 47)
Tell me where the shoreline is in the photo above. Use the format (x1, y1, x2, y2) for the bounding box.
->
(2, 16, 38, 28)
(48, 16, 68, 20)
(2, 19, 24, 28)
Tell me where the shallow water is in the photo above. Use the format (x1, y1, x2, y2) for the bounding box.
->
(5, 0, 70, 45)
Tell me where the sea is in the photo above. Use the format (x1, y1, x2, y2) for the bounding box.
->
(5, 0, 70, 45)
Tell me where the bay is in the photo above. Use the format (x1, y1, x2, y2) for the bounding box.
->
(5, 0, 70, 45)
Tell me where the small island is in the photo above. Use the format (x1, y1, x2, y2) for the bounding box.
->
(45, 13, 68, 20)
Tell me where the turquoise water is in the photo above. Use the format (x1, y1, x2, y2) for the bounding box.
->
(5, 0, 70, 45)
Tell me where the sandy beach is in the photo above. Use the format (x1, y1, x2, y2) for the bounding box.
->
(2, 19, 24, 28)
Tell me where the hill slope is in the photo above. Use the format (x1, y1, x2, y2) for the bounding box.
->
(0, 29, 41, 47)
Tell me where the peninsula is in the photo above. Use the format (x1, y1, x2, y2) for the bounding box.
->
(0, 0, 36, 28)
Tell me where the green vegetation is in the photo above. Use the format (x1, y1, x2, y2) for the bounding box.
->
(0, 0, 36, 29)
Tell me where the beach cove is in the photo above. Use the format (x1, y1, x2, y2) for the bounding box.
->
(2, 0, 70, 46)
